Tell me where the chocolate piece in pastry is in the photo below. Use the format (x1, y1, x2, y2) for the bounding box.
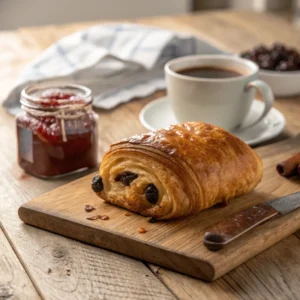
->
(92, 122, 263, 220)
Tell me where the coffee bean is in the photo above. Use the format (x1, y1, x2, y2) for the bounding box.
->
(240, 43, 300, 71)
(257, 54, 270, 62)
(287, 59, 298, 71)
(260, 59, 275, 70)
(115, 172, 138, 186)
(144, 184, 159, 204)
(270, 50, 283, 64)
(273, 42, 286, 52)
(276, 61, 288, 71)
(254, 45, 268, 55)
(287, 48, 299, 57)
(91, 175, 103, 192)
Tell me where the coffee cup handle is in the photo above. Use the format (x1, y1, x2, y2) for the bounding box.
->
(239, 80, 274, 130)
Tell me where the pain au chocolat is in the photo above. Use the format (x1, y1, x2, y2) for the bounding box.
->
(92, 122, 263, 220)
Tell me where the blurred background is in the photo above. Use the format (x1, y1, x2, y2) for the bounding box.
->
(0, 0, 299, 30)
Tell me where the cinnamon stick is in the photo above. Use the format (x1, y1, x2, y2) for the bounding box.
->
(276, 153, 300, 177)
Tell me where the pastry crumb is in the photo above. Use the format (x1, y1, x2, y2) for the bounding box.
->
(86, 215, 109, 221)
(85, 204, 96, 212)
(125, 212, 131, 216)
(86, 215, 99, 220)
(138, 227, 147, 234)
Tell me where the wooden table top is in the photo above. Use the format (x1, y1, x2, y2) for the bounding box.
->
(1, 11, 300, 300)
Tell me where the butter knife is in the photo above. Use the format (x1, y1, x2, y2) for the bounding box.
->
(203, 191, 300, 251)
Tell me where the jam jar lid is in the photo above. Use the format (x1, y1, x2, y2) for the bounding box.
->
(20, 83, 92, 111)
(20, 83, 94, 143)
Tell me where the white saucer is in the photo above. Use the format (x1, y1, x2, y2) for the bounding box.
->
(139, 96, 285, 146)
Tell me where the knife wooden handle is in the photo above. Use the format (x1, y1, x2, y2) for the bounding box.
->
(203, 203, 279, 251)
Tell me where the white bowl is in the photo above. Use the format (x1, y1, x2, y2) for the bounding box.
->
(259, 69, 300, 97)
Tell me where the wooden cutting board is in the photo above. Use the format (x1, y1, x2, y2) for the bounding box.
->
(19, 137, 300, 281)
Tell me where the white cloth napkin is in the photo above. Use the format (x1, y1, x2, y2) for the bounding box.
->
(3, 23, 226, 116)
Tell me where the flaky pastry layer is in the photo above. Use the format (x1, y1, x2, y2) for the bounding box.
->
(95, 122, 263, 220)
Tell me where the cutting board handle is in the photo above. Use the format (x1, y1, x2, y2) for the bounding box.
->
(203, 203, 279, 251)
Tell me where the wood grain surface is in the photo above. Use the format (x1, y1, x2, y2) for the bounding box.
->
(1, 10, 300, 299)
(0, 226, 41, 300)
(150, 234, 300, 300)
(18, 136, 300, 281)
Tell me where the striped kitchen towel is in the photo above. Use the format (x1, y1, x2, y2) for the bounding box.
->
(3, 23, 226, 116)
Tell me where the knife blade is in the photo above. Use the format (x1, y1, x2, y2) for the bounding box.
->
(203, 191, 300, 251)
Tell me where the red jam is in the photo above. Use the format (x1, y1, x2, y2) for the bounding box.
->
(16, 84, 98, 178)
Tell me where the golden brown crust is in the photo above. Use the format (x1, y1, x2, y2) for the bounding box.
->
(96, 122, 263, 219)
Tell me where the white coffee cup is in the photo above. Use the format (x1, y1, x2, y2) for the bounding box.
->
(164, 55, 274, 131)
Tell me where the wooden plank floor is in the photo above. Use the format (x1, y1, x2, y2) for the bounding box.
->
(1, 10, 300, 299)
(0, 226, 40, 299)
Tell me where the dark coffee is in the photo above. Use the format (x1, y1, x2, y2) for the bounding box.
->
(177, 66, 242, 79)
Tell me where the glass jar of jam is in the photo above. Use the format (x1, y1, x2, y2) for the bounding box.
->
(16, 83, 98, 178)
